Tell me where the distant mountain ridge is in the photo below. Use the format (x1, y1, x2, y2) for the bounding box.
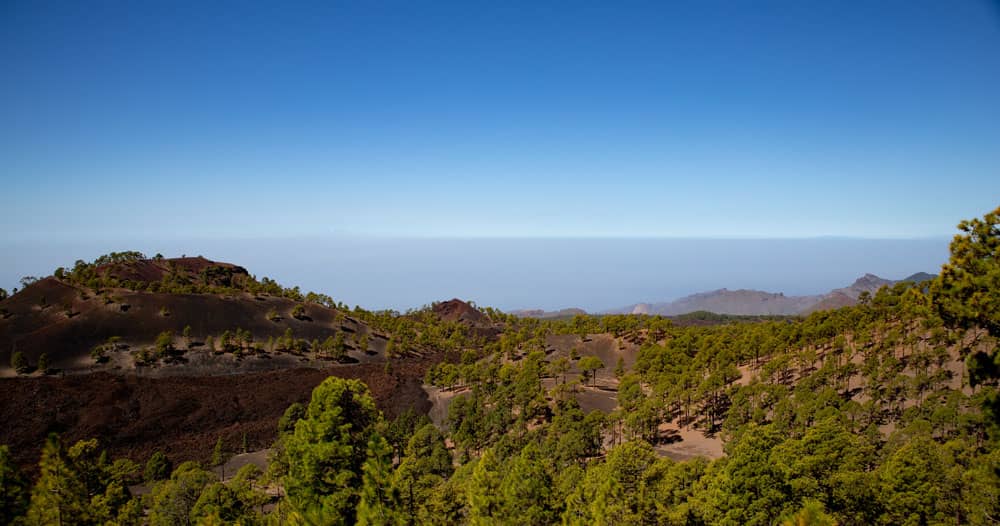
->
(608, 272, 935, 316)
(510, 307, 588, 319)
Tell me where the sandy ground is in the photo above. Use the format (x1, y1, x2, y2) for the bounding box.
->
(428, 368, 726, 462)
(655, 422, 724, 461)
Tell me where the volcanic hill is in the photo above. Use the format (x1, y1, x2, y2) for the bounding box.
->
(0, 255, 389, 375)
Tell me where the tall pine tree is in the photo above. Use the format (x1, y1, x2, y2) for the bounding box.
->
(356, 434, 403, 526)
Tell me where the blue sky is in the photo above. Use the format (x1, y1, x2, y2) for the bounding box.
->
(0, 2, 997, 308)
(2, 0, 998, 240)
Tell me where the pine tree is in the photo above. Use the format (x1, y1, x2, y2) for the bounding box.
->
(578, 356, 604, 386)
(27, 437, 94, 524)
(332, 331, 347, 361)
(0, 446, 28, 524)
(394, 423, 453, 522)
(499, 443, 554, 525)
(357, 434, 403, 526)
(779, 500, 837, 526)
(144, 451, 172, 482)
(467, 448, 503, 525)
(211, 436, 228, 479)
(148, 461, 216, 526)
(283, 377, 382, 523)
(10, 351, 26, 374)
(37, 353, 50, 374)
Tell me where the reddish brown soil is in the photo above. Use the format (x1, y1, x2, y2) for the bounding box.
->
(0, 278, 381, 370)
(430, 299, 501, 340)
(432, 299, 491, 326)
(0, 357, 433, 471)
(98, 256, 247, 285)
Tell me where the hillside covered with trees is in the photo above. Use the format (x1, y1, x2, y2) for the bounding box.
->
(1, 206, 998, 525)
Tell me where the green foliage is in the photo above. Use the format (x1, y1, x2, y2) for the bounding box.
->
(498, 442, 554, 525)
(562, 440, 659, 525)
(36, 353, 49, 374)
(155, 330, 174, 357)
(383, 408, 431, 460)
(577, 355, 604, 386)
(282, 377, 382, 523)
(148, 461, 216, 526)
(278, 402, 306, 435)
(10, 351, 27, 374)
(357, 434, 404, 526)
(319, 333, 348, 361)
(707, 424, 793, 525)
(190, 482, 254, 524)
(211, 436, 227, 469)
(89, 344, 107, 364)
(466, 448, 503, 524)
(394, 423, 452, 522)
(145, 451, 172, 483)
(0, 446, 28, 524)
(932, 205, 1000, 337)
(27, 436, 138, 525)
(931, 206, 1000, 433)
(779, 500, 837, 526)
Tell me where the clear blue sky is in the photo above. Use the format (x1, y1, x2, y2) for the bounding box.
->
(2, 0, 998, 240)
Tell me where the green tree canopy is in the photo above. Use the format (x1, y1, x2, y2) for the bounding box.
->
(356, 434, 403, 526)
(0, 446, 28, 524)
(578, 356, 604, 386)
(144, 451, 172, 483)
(282, 376, 382, 524)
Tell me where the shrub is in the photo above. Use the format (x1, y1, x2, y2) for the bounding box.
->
(155, 331, 174, 357)
(10, 352, 27, 374)
(37, 353, 50, 374)
(144, 452, 172, 483)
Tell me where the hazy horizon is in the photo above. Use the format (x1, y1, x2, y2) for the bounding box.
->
(1, 236, 949, 312)
(1, 2, 996, 311)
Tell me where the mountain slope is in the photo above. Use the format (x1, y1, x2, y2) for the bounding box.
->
(611, 272, 932, 316)
(0, 257, 388, 374)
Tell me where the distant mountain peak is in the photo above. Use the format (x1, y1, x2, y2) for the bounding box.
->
(851, 273, 889, 287)
(608, 271, 935, 316)
(509, 307, 588, 319)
